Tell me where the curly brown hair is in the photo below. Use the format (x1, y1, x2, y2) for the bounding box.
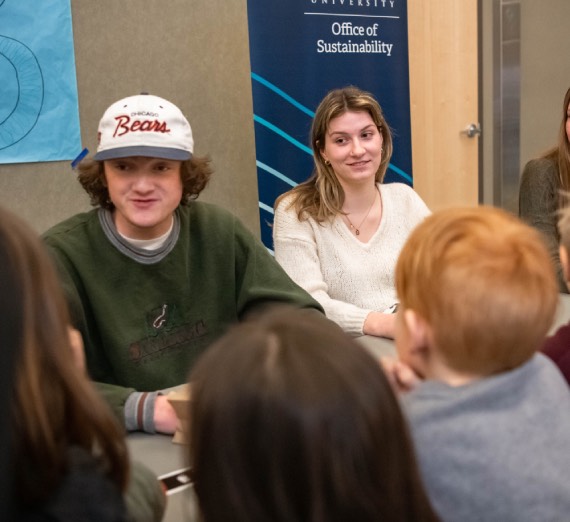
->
(77, 155, 213, 210)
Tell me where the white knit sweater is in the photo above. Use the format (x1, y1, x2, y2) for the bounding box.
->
(273, 183, 430, 335)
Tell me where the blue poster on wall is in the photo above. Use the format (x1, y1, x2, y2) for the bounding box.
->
(0, 0, 80, 164)
(246, 0, 411, 250)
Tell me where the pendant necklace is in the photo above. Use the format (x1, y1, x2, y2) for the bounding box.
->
(345, 190, 377, 236)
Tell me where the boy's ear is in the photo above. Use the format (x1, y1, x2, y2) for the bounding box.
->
(403, 309, 431, 355)
(560, 245, 570, 282)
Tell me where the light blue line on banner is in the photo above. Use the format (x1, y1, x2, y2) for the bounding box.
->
(387, 162, 412, 183)
(257, 160, 297, 188)
(253, 114, 313, 155)
(259, 201, 274, 215)
(251, 73, 315, 117)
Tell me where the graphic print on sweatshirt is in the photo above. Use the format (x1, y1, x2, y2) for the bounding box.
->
(128, 302, 208, 364)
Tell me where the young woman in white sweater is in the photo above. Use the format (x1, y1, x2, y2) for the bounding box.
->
(273, 86, 430, 338)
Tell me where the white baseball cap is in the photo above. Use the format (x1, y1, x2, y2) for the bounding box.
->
(93, 93, 194, 161)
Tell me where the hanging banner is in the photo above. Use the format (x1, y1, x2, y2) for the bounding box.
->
(0, 0, 80, 164)
(246, 0, 411, 250)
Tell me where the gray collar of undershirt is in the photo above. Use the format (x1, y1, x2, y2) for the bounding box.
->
(98, 208, 180, 264)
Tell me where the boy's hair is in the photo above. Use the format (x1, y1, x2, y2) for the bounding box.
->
(396, 206, 558, 375)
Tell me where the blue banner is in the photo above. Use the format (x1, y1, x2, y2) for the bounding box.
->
(246, 0, 411, 250)
(0, 0, 80, 164)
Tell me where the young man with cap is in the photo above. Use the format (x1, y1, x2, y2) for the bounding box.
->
(43, 94, 323, 435)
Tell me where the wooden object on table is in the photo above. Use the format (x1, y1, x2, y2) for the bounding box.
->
(167, 384, 191, 445)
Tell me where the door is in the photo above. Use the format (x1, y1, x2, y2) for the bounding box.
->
(407, 0, 479, 210)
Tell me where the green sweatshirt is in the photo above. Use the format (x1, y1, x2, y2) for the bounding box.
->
(43, 202, 322, 430)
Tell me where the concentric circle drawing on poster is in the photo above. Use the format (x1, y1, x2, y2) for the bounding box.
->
(0, 35, 44, 151)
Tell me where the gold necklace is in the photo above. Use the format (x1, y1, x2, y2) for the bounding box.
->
(345, 191, 377, 236)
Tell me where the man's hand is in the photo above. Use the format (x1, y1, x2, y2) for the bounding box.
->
(153, 395, 181, 435)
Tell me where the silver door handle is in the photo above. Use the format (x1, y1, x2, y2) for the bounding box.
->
(461, 123, 481, 138)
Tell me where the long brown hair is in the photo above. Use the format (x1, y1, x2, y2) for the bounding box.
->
(77, 155, 213, 209)
(275, 86, 393, 222)
(0, 207, 129, 506)
(543, 86, 570, 192)
(189, 307, 439, 522)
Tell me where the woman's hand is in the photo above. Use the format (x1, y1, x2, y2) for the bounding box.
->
(363, 311, 396, 338)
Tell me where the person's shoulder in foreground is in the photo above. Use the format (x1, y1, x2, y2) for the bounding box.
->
(391, 205, 570, 522)
(542, 204, 570, 385)
(542, 323, 570, 385)
(43, 92, 322, 436)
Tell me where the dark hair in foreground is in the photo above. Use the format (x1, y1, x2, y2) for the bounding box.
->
(0, 207, 129, 507)
(189, 307, 439, 522)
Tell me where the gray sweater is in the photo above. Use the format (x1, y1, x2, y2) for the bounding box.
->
(403, 354, 570, 522)
(519, 157, 567, 292)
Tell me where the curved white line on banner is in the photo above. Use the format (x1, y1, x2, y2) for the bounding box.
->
(253, 114, 313, 155)
(387, 163, 412, 183)
(258, 201, 274, 215)
(256, 160, 297, 188)
(0, 35, 44, 151)
(251, 73, 315, 117)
